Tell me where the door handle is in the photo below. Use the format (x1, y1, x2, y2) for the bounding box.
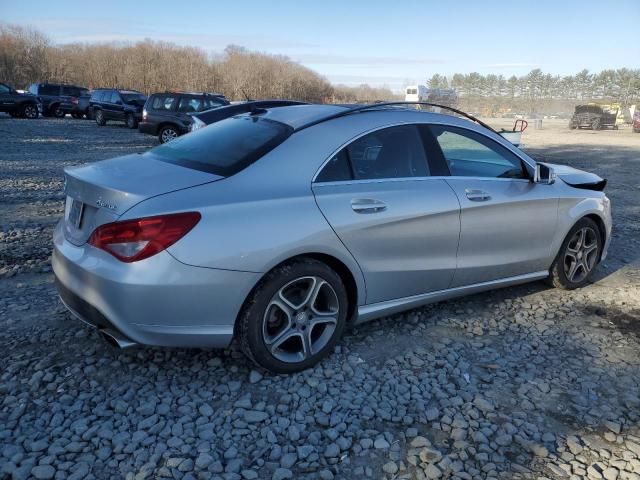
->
(351, 198, 387, 214)
(465, 189, 491, 202)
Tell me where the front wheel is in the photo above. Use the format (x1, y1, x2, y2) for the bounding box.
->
(237, 258, 348, 373)
(22, 103, 39, 119)
(159, 125, 179, 143)
(591, 118, 601, 130)
(548, 217, 602, 290)
(95, 110, 106, 126)
(52, 105, 65, 118)
(126, 113, 137, 129)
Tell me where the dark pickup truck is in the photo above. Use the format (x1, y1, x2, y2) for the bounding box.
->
(0, 82, 41, 118)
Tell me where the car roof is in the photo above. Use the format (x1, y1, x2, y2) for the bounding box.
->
(257, 104, 350, 129)
(254, 103, 489, 132)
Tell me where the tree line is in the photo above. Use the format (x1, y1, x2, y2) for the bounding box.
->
(2, 24, 638, 114)
(0, 24, 396, 104)
(428, 69, 640, 115)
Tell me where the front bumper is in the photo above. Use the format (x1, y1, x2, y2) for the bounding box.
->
(52, 221, 260, 348)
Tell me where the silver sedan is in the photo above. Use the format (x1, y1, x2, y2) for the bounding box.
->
(53, 104, 612, 372)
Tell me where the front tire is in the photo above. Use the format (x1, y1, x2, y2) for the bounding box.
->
(95, 110, 106, 126)
(52, 104, 65, 118)
(159, 125, 179, 143)
(22, 103, 38, 119)
(548, 217, 602, 290)
(237, 258, 348, 373)
(591, 118, 601, 130)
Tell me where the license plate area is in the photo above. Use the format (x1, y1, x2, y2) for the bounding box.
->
(67, 198, 84, 229)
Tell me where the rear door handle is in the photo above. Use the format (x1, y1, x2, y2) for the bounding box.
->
(351, 198, 387, 214)
(465, 189, 491, 202)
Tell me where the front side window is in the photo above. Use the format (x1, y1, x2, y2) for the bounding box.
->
(178, 97, 203, 112)
(109, 92, 121, 104)
(429, 125, 526, 179)
(204, 97, 227, 109)
(152, 95, 177, 110)
(0, 84, 11, 94)
(149, 115, 292, 176)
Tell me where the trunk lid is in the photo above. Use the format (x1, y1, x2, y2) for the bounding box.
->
(63, 153, 222, 245)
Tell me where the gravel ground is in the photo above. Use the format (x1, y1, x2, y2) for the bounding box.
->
(1, 114, 639, 480)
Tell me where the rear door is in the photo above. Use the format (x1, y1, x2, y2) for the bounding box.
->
(312, 124, 460, 304)
(426, 124, 558, 286)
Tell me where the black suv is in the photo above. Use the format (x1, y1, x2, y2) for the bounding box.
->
(27, 83, 89, 117)
(139, 92, 229, 142)
(0, 83, 41, 119)
(89, 89, 147, 128)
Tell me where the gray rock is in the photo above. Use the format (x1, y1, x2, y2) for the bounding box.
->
(244, 411, 269, 423)
(249, 370, 263, 384)
(383, 461, 398, 474)
(272, 468, 293, 480)
(31, 466, 56, 480)
(324, 443, 340, 458)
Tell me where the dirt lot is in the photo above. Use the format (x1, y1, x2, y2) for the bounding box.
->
(1, 114, 639, 480)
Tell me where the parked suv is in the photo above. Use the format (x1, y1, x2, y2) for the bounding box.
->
(0, 82, 41, 119)
(90, 89, 147, 128)
(28, 83, 89, 118)
(139, 92, 229, 142)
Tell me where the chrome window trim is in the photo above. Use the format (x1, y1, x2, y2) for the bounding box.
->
(312, 176, 531, 188)
(311, 119, 535, 184)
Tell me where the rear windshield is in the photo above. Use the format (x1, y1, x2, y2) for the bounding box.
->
(149, 115, 293, 176)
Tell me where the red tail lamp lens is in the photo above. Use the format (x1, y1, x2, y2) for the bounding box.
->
(88, 212, 201, 262)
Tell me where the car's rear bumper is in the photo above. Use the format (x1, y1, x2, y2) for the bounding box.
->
(52, 220, 260, 348)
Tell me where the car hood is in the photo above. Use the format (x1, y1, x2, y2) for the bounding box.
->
(543, 162, 607, 191)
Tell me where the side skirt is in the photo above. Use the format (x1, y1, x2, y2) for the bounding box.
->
(355, 271, 549, 324)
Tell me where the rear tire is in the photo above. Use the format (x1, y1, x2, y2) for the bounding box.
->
(159, 125, 179, 143)
(126, 113, 137, 129)
(95, 110, 106, 126)
(547, 217, 602, 290)
(591, 118, 601, 130)
(22, 103, 38, 119)
(237, 258, 348, 373)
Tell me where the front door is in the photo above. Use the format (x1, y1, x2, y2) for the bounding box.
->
(312, 124, 461, 304)
(426, 124, 558, 287)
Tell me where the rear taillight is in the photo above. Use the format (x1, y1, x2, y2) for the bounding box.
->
(88, 212, 201, 262)
(142, 108, 147, 120)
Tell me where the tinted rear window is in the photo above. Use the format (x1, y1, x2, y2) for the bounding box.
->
(149, 115, 293, 176)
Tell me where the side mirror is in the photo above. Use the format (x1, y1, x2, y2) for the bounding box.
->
(534, 163, 556, 185)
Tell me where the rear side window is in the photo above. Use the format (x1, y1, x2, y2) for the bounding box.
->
(62, 86, 82, 96)
(315, 124, 430, 182)
(40, 84, 59, 95)
(316, 150, 352, 182)
(149, 116, 293, 176)
(151, 95, 177, 110)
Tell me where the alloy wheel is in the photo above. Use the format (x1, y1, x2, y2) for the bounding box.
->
(262, 276, 339, 363)
(24, 105, 37, 119)
(161, 128, 178, 143)
(564, 227, 598, 283)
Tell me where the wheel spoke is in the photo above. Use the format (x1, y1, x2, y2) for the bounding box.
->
(279, 277, 316, 310)
(566, 260, 579, 282)
(269, 327, 299, 352)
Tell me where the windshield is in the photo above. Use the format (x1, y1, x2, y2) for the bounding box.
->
(149, 115, 293, 176)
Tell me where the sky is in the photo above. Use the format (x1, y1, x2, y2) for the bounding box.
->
(1, 0, 638, 91)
